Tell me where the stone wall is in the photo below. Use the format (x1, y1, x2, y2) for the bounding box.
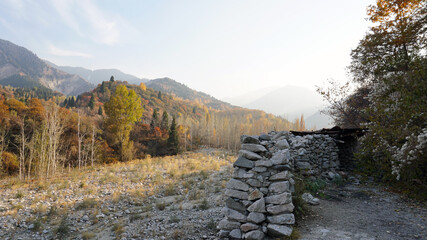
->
(218, 131, 340, 239)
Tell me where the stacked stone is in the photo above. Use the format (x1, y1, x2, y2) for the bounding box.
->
(287, 134, 339, 177)
(218, 132, 295, 239)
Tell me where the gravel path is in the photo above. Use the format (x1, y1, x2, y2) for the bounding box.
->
(298, 183, 427, 240)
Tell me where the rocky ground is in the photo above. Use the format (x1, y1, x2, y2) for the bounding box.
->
(1, 149, 426, 240)
(0, 150, 235, 240)
(298, 178, 427, 240)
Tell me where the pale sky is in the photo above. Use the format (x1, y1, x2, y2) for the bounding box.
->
(0, 0, 373, 99)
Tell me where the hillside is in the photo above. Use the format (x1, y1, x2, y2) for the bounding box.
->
(0, 39, 93, 96)
(46, 61, 148, 85)
(146, 78, 232, 111)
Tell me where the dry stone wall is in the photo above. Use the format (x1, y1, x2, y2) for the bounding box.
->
(218, 131, 340, 239)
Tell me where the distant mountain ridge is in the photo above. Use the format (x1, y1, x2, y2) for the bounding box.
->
(46, 61, 148, 85)
(0, 39, 93, 96)
(226, 85, 333, 129)
(146, 77, 233, 111)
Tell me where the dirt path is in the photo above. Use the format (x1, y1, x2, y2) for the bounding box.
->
(298, 182, 427, 240)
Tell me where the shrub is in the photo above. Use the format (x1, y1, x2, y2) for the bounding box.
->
(2, 152, 19, 175)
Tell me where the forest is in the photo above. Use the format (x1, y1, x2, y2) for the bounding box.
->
(0, 78, 306, 181)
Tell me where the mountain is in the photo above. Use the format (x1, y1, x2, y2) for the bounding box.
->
(46, 61, 148, 85)
(0, 39, 93, 96)
(223, 86, 279, 106)
(145, 77, 232, 111)
(305, 111, 334, 130)
(240, 85, 325, 121)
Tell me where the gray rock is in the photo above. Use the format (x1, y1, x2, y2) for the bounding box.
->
(259, 134, 271, 141)
(298, 148, 307, 155)
(218, 230, 230, 238)
(271, 150, 290, 165)
(268, 181, 290, 194)
(233, 168, 248, 179)
(225, 189, 249, 200)
(229, 229, 242, 239)
(267, 213, 295, 224)
(266, 203, 294, 215)
(225, 208, 247, 222)
(272, 164, 292, 171)
(248, 189, 263, 201)
(245, 230, 264, 240)
(241, 144, 267, 153)
(255, 160, 273, 167)
(296, 161, 311, 170)
(265, 192, 292, 205)
(241, 135, 260, 144)
(226, 197, 246, 213)
(301, 192, 320, 205)
(218, 219, 241, 230)
(247, 179, 262, 188)
(240, 223, 259, 232)
(270, 171, 291, 181)
(227, 179, 250, 192)
(272, 131, 289, 140)
(247, 197, 266, 213)
(252, 166, 267, 173)
(267, 224, 293, 237)
(276, 139, 290, 149)
(239, 150, 262, 160)
(247, 212, 265, 224)
(259, 187, 269, 194)
(233, 156, 255, 169)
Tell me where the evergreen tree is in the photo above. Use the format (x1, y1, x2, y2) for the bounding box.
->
(110, 75, 115, 82)
(160, 111, 169, 131)
(167, 116, 179, 155)
(150, 109, 159, 131)
(88, 94, 95, 110)
(98, 106, 103, 115)
(158, 91, 162, 99)
(68, 97, 75, 108)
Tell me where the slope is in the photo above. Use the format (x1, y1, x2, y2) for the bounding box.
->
(145, 77, 232, 111)
(0, 39, 93, 96)
(46, 61, 148, 85)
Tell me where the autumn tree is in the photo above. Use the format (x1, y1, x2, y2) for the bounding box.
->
(104, 85, 143, 161)
(320, 0, 426, 195)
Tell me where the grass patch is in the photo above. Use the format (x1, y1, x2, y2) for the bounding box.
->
(82, 231, 96, 240)
(55, 216, 70, 238)
(130, 213, 143, 223)
(207, 219, 216, 231)
(156, 202, 166, 211)
(305, 178, 327, 194)
(169, 215, 180, 223)
(198, 198, 209, 210)
(75, 198, 98, 210)
(15, 191, 24, 199)
(112, 223, 125, 237)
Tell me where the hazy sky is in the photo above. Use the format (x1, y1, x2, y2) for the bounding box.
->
(0, 0, 373, 99)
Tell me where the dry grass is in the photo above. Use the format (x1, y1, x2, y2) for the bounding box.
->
(0, 150, 234, 237)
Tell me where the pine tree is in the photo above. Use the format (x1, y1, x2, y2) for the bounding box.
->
(88, 94, 95, 110)
(98, 106, 103, 115)
(167, 116, 179, 155)
(158, 91, 162, 99)
(160, 111, 169, 131)
(110, 75, 115, 82)
(150, 109, 159, 131)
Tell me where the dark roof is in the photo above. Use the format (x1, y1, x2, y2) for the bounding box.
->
(290, 126, 365, 138)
